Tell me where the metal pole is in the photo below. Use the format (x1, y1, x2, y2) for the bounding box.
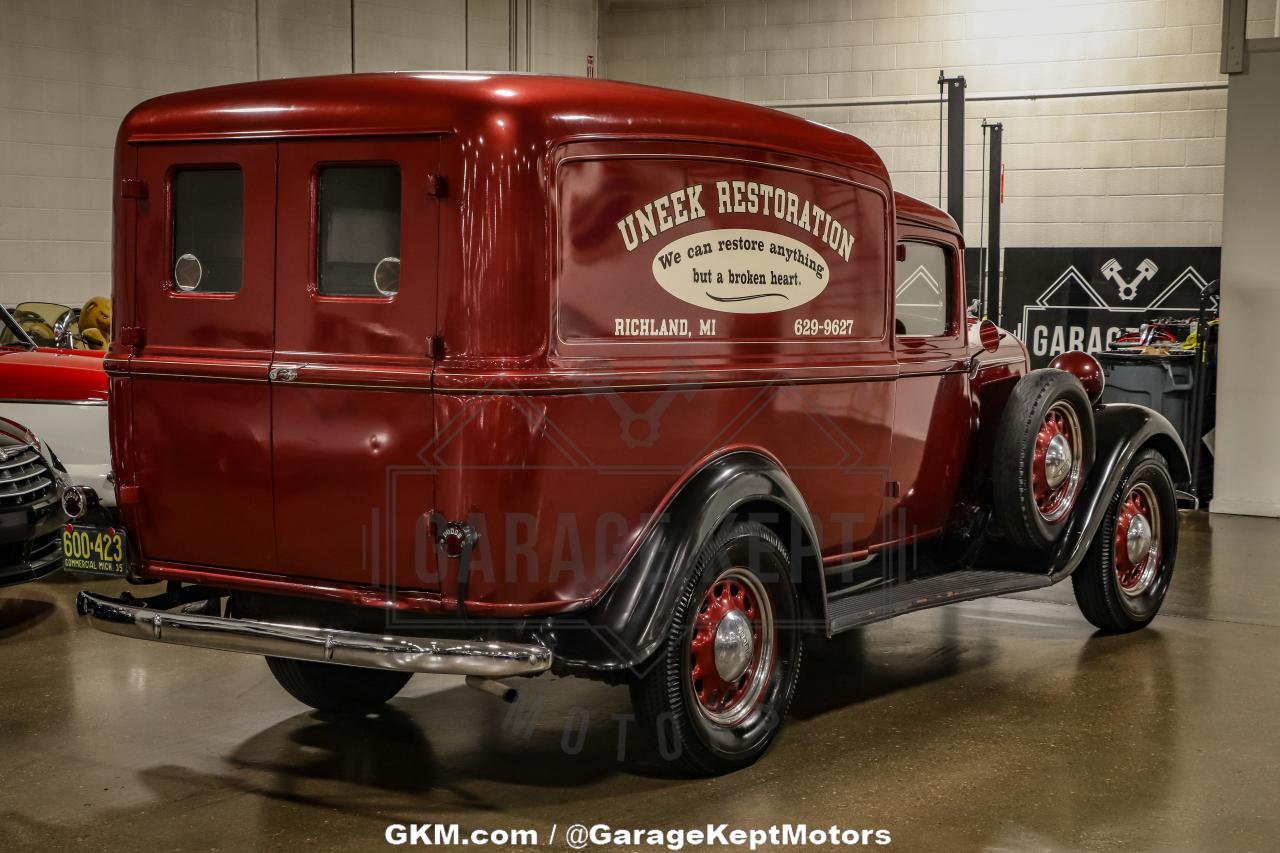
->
(1189, 280, 1221, 499)
(978, 123, 987, 317)
(254, 0, 261, 79)
(984, 121, 1003, 324)
(943, 74, 967, 231)
(937, 72, 944, 208)
(763, 81, 1227, 112)
(509, 0, 519, 71)
(1220, 0, 1248, 74)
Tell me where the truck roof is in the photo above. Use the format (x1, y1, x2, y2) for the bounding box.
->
(894, 191, 960, 234)
(118, 72, 890, 187)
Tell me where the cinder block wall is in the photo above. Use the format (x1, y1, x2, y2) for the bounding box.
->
(0, 0, 599, 306)
(535, 0, 602, 73)
(600, 0, 1278, 250)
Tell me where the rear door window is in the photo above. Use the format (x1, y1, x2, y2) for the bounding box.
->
(317, 165, 402, 297)
(172, 168, 244, 294)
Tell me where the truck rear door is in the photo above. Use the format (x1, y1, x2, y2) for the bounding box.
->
(271, 138, 441, 590)
(130, 143, 278, 572)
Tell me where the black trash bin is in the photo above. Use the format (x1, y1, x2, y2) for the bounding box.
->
(1096, 351, 1197, 452)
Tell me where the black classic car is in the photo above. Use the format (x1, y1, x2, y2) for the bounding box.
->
(0, 416, 69, 586)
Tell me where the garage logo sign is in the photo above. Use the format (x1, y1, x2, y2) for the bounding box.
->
(1001, 247, 1220, 368)
(1101, 257, 1158, 301)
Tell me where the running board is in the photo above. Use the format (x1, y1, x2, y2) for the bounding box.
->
(825, 569, 1053, 636)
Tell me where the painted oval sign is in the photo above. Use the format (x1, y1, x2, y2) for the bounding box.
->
(651, 228, 830, 314)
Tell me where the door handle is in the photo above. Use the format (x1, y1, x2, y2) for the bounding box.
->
(966, 354, 982, 378)
(268, 366, 298, 382)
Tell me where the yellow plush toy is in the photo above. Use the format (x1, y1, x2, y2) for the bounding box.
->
(80, 296, 112, 341)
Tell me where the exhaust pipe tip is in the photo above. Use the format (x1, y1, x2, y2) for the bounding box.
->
(61, 486, 99, 520)
(465, 675, 519, 703)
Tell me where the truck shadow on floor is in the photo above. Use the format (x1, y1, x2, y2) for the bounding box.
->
(791, 614, 993, 718)
(80, 626, 997, 822)
(146, 615, 1066, 804)
(0, 626, 1179, 850)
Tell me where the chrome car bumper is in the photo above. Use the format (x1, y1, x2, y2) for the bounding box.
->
(76, 591, 553, 678)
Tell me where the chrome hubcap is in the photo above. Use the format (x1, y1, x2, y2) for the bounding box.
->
(689, 567, 775, 727)
(1126, 514, 1152, 565)
(1115, 483, 1162, 597)
(713, 609, 754, 683)
(1033, 402, 1085, 523)
(1044, 433, 1071, 489)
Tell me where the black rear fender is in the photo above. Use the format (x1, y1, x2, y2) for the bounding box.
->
(548, 450, 823, 675)
(1047, 403, 1188, 581)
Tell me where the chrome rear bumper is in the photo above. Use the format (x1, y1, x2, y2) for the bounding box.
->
(76, 591, 552, 678)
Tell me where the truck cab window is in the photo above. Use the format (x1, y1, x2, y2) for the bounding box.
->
(172, 168, 243, 294)
(894, 241, 953, 337)
(317, 166, 401, 297)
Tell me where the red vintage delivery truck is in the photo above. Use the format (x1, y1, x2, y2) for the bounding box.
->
(71, 73, 1185, 775)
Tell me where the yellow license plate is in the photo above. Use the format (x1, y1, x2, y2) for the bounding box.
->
(61, 524, 129, 576)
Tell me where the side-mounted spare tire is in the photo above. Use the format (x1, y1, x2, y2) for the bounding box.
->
(993, 368, 1095, 550)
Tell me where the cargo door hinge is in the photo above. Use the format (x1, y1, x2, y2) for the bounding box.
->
(885, 481, 901, 498)
(428, 174, 448, 198)
(118, 324, 145, 353)
(428, 335, 446, 360)
(119, 178, 147, 200)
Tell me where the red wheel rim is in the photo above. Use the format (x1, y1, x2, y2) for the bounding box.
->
(1032, 402, 1084, 523)
(1114, 483, 1161, 595)
(688, 567, 774, 727)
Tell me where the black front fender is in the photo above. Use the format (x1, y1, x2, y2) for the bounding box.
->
(1047, 403, 1189, 582)
(547, 450, 820, 675)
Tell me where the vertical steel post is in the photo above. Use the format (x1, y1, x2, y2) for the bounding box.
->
(986, 122, 1003, 323)
(509, 0, 519, 71)
(1220, 0, 1248, 74)
(945, 75, 967, 231)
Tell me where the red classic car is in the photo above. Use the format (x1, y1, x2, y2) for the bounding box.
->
(75, 73, 1185, 776)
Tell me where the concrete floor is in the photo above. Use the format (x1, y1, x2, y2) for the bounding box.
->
(1, 511, 1277, 852)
